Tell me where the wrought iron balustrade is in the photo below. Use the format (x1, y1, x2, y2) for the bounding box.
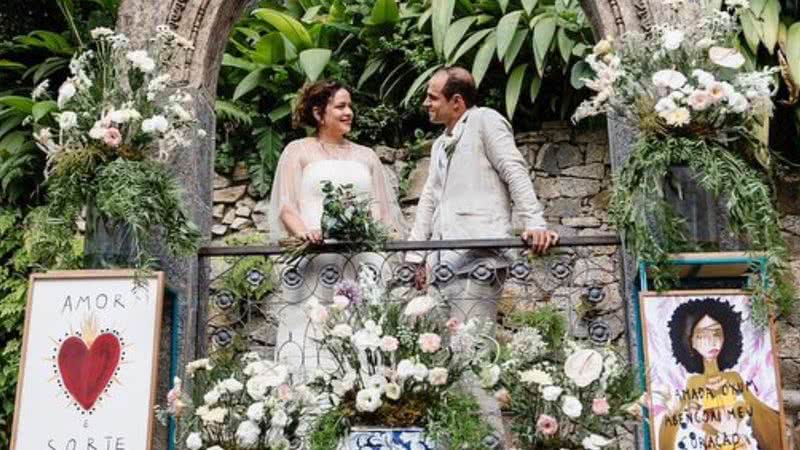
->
(196, 235, 624, 366)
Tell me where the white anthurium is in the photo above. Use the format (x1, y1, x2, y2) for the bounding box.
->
(651, 69, 687, 90)
(582, 433, 614, 450)
(564, 348, 604, 387)
(709, 46, 745, 69)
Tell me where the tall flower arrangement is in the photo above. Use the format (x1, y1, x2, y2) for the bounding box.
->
(28, 26, 203, 268)
(484, 325, 637, 450)
(572, 2, 795, 324)
(159, 352, 320, 450)
(306, 271, 495, 437)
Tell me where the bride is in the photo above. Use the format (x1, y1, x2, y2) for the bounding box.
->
(269, 80, 405, 377)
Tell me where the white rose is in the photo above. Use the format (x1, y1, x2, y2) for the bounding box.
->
(655, 97, 678, 113)
(520, 368, 553, 386)
(366, 374, 387, 393)
(542, 385, 563, 401)
(403, 295, 437, 317)
(412, 363, 429, 382)
(428, 367, 449, 386)
(203, 387, 221, 405)
(661, 107, 691, 127)
(479, 365, 501, 388)
(58, 111, 78, 130)
(662, 29, 684, 50)
(709, 46, 745, 69)
(236, 420, 261, 448)
(688, 90, 713, 111)
(692, 69, 715, 87)
(562, 395, 583, 418)
(385, 382, 401, 400)
(57, 81, 76, 108)
(246, 402, 265, 422)
(727, 92, 749, 113)
(222, 377, 244, 393)
(651, 69, 687, 90)
(564, 349, 604, 387)
(185, 432, 202, 450)
(582, 433, 613, 450)
(271, 409, 289, 428)
(355, 388, 382, 412)
(141, 115, 169, 134)
(397, 359, 416, 380)
(331, 323, 353, 338)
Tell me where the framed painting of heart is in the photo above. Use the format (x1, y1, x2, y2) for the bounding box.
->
(10, 270, 165, 450)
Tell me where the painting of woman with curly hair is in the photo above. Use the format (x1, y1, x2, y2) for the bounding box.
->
(640, 292, 786, 450)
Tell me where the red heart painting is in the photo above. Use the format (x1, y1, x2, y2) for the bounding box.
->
(57, 333, 121, 410)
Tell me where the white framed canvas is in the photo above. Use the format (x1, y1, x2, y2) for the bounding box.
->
(11, 270, 165, 450)
(639, 290, 788, 450)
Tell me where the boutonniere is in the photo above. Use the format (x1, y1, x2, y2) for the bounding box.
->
(444, 140, 458, 159)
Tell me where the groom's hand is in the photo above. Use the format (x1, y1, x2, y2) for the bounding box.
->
(521, 229, 559, 254)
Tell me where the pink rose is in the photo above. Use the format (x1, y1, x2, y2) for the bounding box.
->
(103, 127, 122, 147)
(428, 367, 448, 386)
(592, 397, 610, 416)
(381, 336, 399, 352)
(418, 333, 442, 353)
(536, 414, 559, 436)
(446, 318, 463, 333)
(278, 383, 292, 401)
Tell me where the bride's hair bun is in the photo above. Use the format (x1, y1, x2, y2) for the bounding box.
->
(293, 80, 347, 129)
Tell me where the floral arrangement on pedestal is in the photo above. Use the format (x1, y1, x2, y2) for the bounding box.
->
(483, 321, 638, 450)
(158, 351, 320, 450)
(572, 1, 795, 325)
(305, 272, 497, 449)
(27, 26, 203, 269)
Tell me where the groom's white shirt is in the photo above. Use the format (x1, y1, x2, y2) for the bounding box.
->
(409, 107, 546, 249)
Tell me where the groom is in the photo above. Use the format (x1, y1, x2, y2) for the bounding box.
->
(408, 66, 558, 444)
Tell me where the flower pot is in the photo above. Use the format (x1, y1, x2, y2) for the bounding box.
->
(341, 427, 434, 450)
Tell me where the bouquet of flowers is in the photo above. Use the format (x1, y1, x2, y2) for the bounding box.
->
(569, 1, 794, 324)
(28, 26, 202, 267)
(306, 270, 494, 431)
(483, 324, 637, 450)
(572, 2, 776, 166)
(280, 181, 389, 262)
(159, 352, 320, 450)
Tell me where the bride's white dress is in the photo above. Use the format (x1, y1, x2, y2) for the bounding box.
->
(269, 138, 404, 378)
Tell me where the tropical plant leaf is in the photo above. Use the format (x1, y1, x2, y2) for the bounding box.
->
(366, 0, 401, 25)
(786, 23, 800, 87)
(215, 100, 253, 126)
(760, 0, 780, 54)
(444, 16, 478, 59)
(496, 10, 523, 61)
(432, 0, 456, 57)
(252, 32, 286, 65)
(449, 29, 493, 64)
(570, 60, 592, 89)
(557, 28, 575, 64)
(222, 53, 261, 72)
(32, 101, 57, 122)
(473, 32, 497, 87)
(252, 8, 313, 50)
(739, 10, 761, 55)
(530, 74, 542, 102)
(506, 64, 528, 118)
(532, 16, 556, 76)
(358, 59, 384, 88)
(402, 65, 441, 106)
(504, 29, 529, 72)
(0, 97, 33, 115)
(233, 69, 264, 101)
(299, 48, 331, 81)
(522, 0, 538, 15)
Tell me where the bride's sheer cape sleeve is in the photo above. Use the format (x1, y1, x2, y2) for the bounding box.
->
(357, 145, 408, 239)
(269, 140, 304, 241)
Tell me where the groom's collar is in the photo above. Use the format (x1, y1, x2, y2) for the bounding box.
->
(445, 107, 476, 137)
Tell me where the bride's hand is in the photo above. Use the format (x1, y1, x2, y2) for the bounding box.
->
(300, 229, 323, 244)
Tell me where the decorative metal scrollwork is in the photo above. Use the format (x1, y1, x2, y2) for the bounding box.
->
(214, 290, 235, 310)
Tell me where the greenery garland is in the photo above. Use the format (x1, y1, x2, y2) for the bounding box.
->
(609, 136, 795, 326)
